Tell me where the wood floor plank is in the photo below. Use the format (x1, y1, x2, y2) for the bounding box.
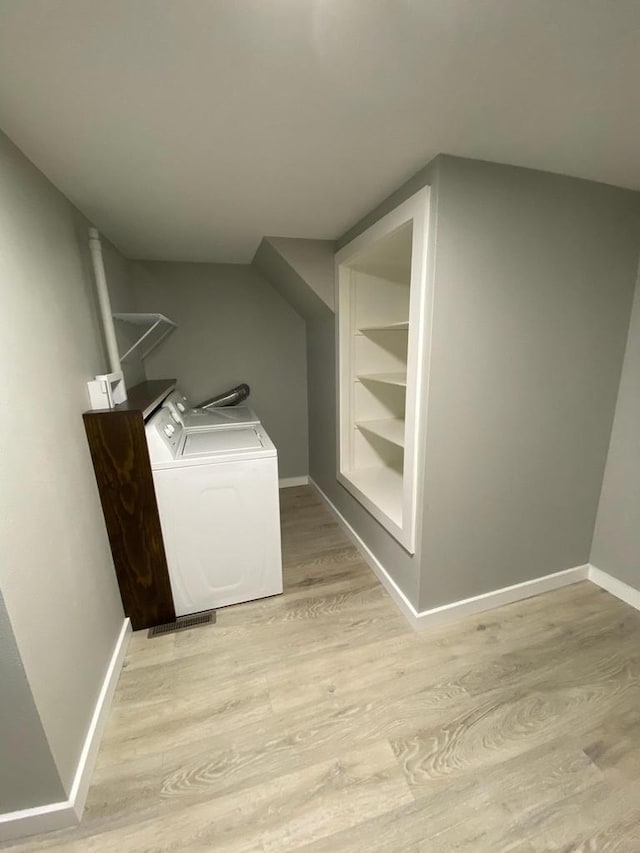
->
(98, 672, 274, 767)
(46, 742, 412, 853)
(470, 777, 640, 852)
(4, 485, 640, 853)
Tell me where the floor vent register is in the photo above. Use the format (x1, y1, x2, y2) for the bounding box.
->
(148, 610, 216, 638)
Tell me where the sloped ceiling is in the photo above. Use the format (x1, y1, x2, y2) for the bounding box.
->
(1, 1, 639, 262)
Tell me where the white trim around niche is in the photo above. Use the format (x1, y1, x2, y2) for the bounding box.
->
(334, 186, 432, 556)
(0, 618, 131, 842)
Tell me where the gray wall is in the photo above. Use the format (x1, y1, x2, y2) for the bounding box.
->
(591, 266, 640, 588)
(0, 591, 65, 812)
(418, 157, 640, 609)
(132, 262, 309, 480)
(253, 238, 332, 322)
(266, 238, 336, 311)
(337, 154, 640, 611)
(0, 131, 124, 802)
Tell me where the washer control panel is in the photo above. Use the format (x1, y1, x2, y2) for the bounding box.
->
(162, 389, 193, 425)
(145, 407, 184, 463)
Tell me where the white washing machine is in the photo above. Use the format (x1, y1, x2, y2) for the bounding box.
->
(145, 406, 283, 616)
(162, 388, 259, 432)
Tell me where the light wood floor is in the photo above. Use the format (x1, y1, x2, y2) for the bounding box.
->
(5, 486, 640, 852)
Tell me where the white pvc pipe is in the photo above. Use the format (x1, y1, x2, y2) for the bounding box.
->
(89, 227, 121, 375)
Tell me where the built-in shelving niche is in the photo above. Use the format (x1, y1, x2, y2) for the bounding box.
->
(336, 188, 431, 553)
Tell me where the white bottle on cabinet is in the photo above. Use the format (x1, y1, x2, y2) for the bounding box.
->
(335, 187, 431, 553)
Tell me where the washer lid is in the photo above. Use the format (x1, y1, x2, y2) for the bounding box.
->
(185, 405, 259, 426)
(181, 427, 264, 457)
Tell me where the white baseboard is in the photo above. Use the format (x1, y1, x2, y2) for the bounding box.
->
(0, 618, 131, 842)
(310, 479, 418, 626)
(279, 475, 309, 488)
(0, 800, 77, 844)
(311, 479, 589, 630)
(69, 617, 131, 819)
(588, 564, 640, 612)
(413, 564, 589, 629)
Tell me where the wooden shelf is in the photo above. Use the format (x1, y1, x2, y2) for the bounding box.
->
(356, 418, 405, 448)
(359, 321, 409, 333)
(83, 382, 177, 630)
(113, 379, 176, 419)
(348, 466, 403, 526)
(358, 372, 407, 388)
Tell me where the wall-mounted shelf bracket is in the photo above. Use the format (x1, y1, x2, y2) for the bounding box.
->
(113, 313, 177, 361)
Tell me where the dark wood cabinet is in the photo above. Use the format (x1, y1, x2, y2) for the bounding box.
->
(83, 379, 176, 630)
